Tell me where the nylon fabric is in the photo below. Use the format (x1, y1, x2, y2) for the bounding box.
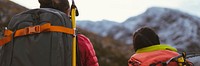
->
(77, 34, 99, 66)
(129, 50, 179, 66)
(136, 44, 177, 53)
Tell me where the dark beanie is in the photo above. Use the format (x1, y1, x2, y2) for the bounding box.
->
(133, 27, 160, 51)
(38, 0, 69, 12)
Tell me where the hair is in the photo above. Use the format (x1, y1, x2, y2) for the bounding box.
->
(38, 0, 70, 13)
(133, 27, 160, 51)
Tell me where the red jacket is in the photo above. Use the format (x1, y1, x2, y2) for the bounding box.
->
(77, 34, 99, 66)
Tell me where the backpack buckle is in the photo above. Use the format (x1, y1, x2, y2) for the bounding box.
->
(26, 25, 41, 34)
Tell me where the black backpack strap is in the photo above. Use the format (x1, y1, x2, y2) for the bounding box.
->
(6, 30, 16, 66)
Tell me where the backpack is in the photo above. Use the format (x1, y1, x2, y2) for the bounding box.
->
(0, 8, 76, 66)
(128, 50, 193, 66)
(149, 52, 194, 66)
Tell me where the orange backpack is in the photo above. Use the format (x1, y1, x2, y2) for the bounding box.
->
(128, 50, 193, 66)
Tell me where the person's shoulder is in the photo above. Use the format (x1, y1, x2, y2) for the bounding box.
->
(78, 34, 89, 40)
(77, 34, 91, 44)
(78, 34, 86, 37)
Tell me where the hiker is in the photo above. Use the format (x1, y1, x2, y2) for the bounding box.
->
(38, 0, 99, 66)
(128, 27, 193, 66)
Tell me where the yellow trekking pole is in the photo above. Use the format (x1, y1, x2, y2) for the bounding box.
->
(71, 0, 78, 66)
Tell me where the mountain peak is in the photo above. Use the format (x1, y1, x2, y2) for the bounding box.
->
(146, 7, 168, 12)
(144, 7, 182, 16)
(124, 7, 182, 23)
(146, 7, 171, 12)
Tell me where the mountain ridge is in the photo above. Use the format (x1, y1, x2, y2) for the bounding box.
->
(77, 7, 200, 65)
(77, 6, 200, 54)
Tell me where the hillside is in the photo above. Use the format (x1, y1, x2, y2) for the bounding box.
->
(0, 0, 27, 30)
(115, 7, 200, 52)
(77, 7, 200, 52)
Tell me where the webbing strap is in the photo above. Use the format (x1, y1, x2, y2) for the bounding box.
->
(0, 36, 12, 46)
(0, 23, 75, 46)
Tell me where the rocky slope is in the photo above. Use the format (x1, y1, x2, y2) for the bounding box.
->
(0, 0, 27, 30)
(77, 7, 200, 52)
(114, 7, 200, 52)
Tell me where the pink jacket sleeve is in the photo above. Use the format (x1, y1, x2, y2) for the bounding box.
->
(77, 34, 99, 66)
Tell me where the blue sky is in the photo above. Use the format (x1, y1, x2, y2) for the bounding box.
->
(11, 0, 200, 23)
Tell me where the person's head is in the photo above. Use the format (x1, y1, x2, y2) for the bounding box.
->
(133, 27, 160, 51)
(38, 0, 70, 14)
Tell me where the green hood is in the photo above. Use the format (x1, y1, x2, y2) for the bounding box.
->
(136, 44, 177, 53)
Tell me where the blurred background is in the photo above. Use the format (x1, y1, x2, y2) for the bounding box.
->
(1, 0, 200, 66)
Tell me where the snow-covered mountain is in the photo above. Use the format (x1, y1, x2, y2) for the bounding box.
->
(77, 7, 200, 52)
(77, 20, 119, 36)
